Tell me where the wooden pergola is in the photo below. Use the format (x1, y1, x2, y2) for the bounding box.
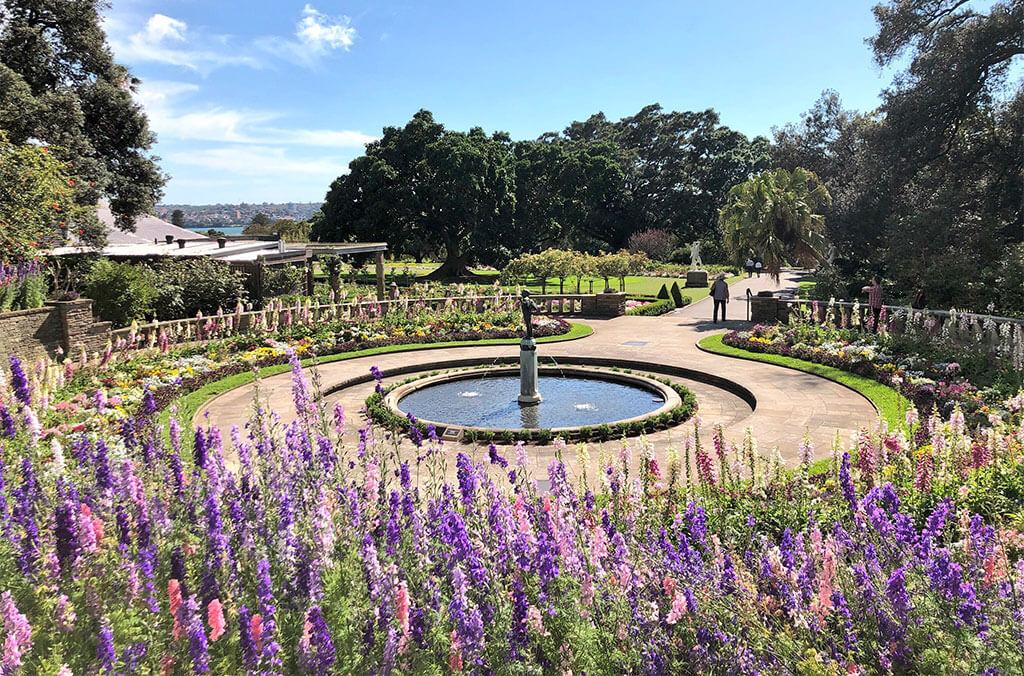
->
(297, 242, 389, 300)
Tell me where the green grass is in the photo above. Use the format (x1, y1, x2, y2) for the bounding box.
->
(697, 333, 911, 430)
(161, 322, 594, 431)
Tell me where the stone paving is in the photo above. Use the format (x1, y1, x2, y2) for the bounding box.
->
(195, 270, 878, 479)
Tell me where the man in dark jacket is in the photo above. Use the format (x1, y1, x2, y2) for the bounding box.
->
(710, 274, 729, 323)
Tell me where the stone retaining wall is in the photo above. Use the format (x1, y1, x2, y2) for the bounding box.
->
(0, 299, 110, 361)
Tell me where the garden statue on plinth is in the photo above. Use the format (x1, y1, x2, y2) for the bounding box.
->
(686, 240, 709, 288)
(689, 240, 703, 269)
(519, 290, 544, 404)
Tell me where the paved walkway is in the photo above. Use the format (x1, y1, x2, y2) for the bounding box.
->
(196, 270, 877, 478)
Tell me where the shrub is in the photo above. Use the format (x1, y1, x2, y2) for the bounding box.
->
(260, 264, 304, 299)
(670, 281, 684, 307)
(657, 283, 670, 300)
(82, 258, 160, 327)
(626, 298, 677, 316)
(151, 258, 248, 320)
(626, 228, 679, 262)
(0, 260, 47, 312)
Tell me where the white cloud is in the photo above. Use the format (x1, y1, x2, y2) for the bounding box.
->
(109, 13, 261, 72)
(141, 14, 187, 43)
(134, 80, 376, 149)
(256, 4, 357, 67)
(106, 5, 356, 74)
(168, 146, 347, 177)
(296, 4, 356, 51)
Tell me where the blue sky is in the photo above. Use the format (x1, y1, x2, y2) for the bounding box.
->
(102, 0, 892, 205)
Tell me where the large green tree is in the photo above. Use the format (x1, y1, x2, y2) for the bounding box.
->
(0, 0, 164, 228)
(558, 104, 771, 247)
(0, 131, 101, 260)
(315, 111, 516, 278)
(772, 0, 1023, 311)
(719, 168, 832, 280)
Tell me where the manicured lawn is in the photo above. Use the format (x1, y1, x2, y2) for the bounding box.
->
(697, 332, 911, 430)
(165, 322, 594, 431)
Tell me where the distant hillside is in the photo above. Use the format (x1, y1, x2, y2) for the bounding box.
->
(155, 202, 323, 229)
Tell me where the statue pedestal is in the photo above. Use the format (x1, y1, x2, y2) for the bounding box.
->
(518, 338, 542, 404)
(686, 270, 709, 288)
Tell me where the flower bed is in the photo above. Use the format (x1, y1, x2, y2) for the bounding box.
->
(722, 322, 1016, 421)
(0, 350, 1023, 672)
(27, 307, 571, 437)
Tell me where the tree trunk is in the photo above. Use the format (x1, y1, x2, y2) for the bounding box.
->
(425, 238, 476, 280)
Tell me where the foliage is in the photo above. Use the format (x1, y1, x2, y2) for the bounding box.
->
(626, 297, 680, 316)
(0, 261, 47, 312)
(151, 258, 249, 321)
(0, 0, 164, 226)
(81, 259, 160, 327)
(0, 132, 102, 259)
(1, 343, 1024, 671)
(657, 284, 670, 300)
(719, 167, 832, 279)
(259, 265, 304, 299)
(626, 228, 678, 261)
(316, 111, 516, 278)
(772, 0, 1023, 313)
(243, 219, 311, 242)
(559, 104, 772, 246)
(670, 281, 684, 308)
(316, 106, 769, 276)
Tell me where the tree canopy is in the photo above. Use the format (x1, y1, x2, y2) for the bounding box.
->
(771, 0, 1023, 312)
(0, 131, 101, 261)
(314, 107, 766, 275)
(719, 168, 832, 280)
(0, 0, 164, 229)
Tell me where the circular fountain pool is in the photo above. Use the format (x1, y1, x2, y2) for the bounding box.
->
(386, 366, 680, 432)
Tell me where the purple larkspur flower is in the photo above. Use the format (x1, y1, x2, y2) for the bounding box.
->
(456, 453, 478, 506)
(8, 355, 31, 406)
(256, 557, 282, 669)
(184, 596, 210, 673)
(238, 604, 257, 668)
(96, 621, 116, 673)
(301, 606, 336, 673)
(488, 444, 508, 469)
(0, 403, 15, 438)
(839, 452, 856, 510)
(885, 566, 912, 622)
(448, 566, 484, 664)
(509, 577, 528, 661)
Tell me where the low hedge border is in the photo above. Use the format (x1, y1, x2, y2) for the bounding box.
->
(364, 367, 698, 445)
(696, 332, 910, 430)
(162, 321, 594, 433)
(626, 295, 682, 316)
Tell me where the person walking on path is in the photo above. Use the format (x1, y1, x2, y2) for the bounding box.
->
(745, 257, 754, 277)
(862, 276, 884, 332)
(710, 273, 730, 324)
(754, 259, 763, 278)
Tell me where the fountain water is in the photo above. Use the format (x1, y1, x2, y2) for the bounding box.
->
(384, 290, 683, 434)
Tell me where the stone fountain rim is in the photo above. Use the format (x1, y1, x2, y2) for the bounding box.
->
(383, 364, 682, 435)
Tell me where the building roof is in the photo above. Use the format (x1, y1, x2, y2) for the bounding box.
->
(47, 203, 387, 265)
(92, 201, 208, 245)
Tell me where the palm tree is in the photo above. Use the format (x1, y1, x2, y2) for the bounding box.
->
(718, 167, 832, 280)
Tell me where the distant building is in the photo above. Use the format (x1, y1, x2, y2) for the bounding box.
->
(48, 202, 388, 303)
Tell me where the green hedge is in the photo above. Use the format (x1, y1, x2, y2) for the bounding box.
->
(626, 297, 680, 316)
